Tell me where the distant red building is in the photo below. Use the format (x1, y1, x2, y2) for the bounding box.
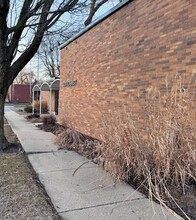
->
(7, 84, 30, 103)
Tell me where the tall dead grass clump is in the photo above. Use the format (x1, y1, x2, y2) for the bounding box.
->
(34, 100, 48, 113)
(98, 81, 196, 200)
(55, 120, 100, 160)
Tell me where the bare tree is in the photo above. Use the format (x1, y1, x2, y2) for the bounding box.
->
(39, 0, 115, 79)
(0, 0, 87, 150)
(37, 14, 85, 79)
(39, 36, 60, 78)
(38, 28, 83, 78)
(15, 69, 35, 84)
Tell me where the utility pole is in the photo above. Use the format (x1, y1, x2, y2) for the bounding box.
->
(37, 51, 40, 80)
(29, 62, 32, 103)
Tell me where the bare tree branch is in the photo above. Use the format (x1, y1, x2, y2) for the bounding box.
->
(84, 0, 108, 26)
(0, 0, 110, 148)
(15, 69, 35, 84)
(9, 1, 54, 84)
(6, 0, 45, 35)
(39, 36, 60, 78)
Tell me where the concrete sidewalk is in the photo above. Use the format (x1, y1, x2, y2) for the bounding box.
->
(5, 109, 181, 220)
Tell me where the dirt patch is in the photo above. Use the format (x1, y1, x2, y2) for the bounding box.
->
(127, 175, 196, 220)
(165, 185, 196, 220)
(0, 120, 60, 220)
(4, 118, 23, 153)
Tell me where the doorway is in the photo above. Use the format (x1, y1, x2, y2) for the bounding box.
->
(54, 91, 59, 115)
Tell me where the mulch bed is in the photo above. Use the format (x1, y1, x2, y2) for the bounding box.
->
(25, 113, 43, 123)
(36, 123, 64, 135)
(127, 175, 196, 220)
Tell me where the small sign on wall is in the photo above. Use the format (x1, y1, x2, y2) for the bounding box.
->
(63, 80, 77, 87)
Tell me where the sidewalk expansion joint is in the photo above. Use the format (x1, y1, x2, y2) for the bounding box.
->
(38, 166, 94, 174)
(59, 197, 145, 214)
(26, 151, 58, 155)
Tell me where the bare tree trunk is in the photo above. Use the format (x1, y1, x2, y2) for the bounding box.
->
(0, 94, 8, 151)
(0, 0, 99, 151)
(0, 37, 10, 151)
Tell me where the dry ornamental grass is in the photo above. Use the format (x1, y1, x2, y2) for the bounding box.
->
(55, 78, 196, 219)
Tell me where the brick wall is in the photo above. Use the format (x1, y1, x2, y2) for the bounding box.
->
(60, 0, 196, 139)
(41, 91, 56, 113)
(9, 84, 30, 103)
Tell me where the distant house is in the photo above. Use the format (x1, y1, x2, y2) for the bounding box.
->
(7, 84, 30, 103)
(59, 0, 195, 139)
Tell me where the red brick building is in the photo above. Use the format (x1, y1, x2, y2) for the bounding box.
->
(7, 84, 30, 103)
(41, 90, 59, 114)
(59, 0, 196, 139)
(32, 79, 60, 115)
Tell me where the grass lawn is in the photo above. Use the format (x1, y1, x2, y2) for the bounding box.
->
(0, 119, 60, 220)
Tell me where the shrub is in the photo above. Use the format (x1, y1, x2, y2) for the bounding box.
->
(41, 115, 62, 134)
(26, 114, 40, 119)
(24, 105, 32, 113)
